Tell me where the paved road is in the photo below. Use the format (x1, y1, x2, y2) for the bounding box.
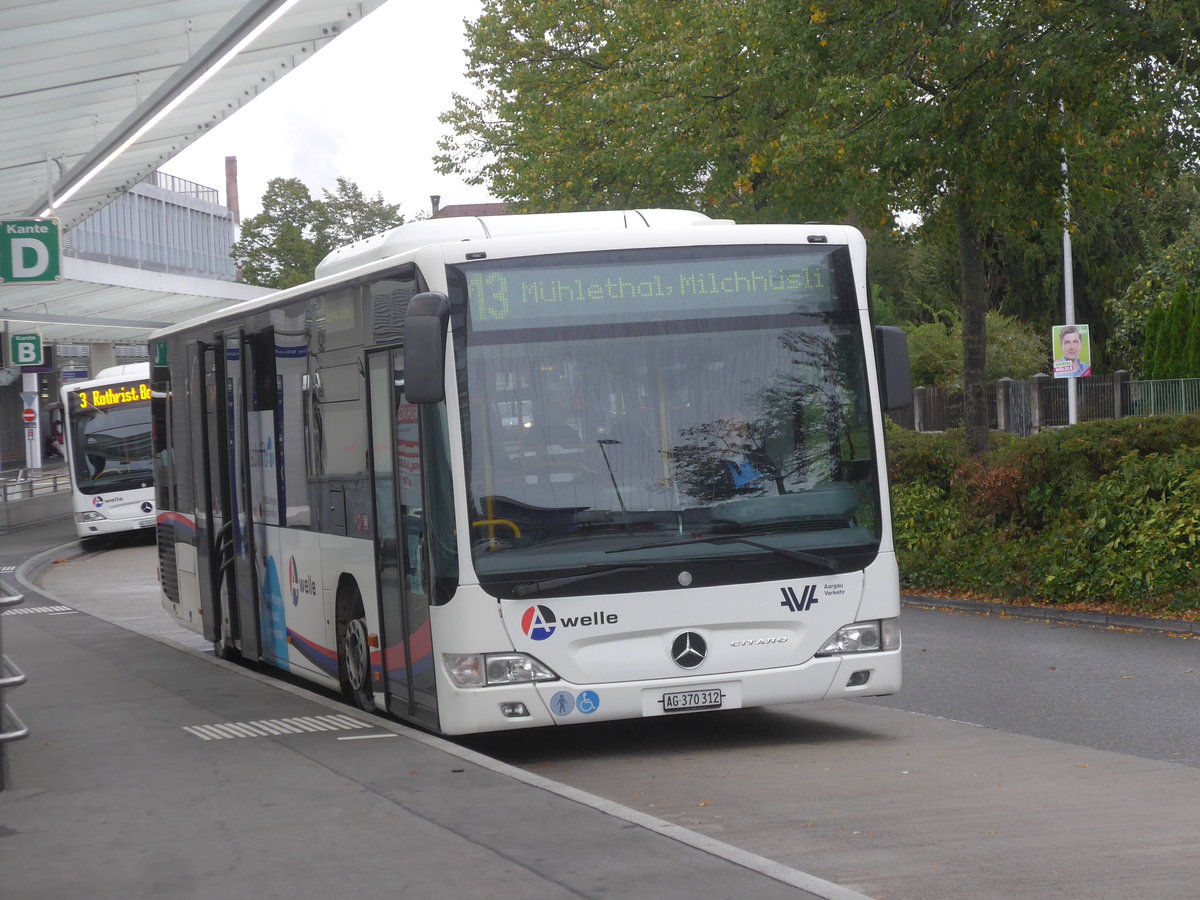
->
(0, 526, 842, 900)
(11, 533, 1200, 899)
(866, 605, 1200, 767)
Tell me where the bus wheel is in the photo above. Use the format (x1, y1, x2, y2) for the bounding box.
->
(338, 592, 374, 711)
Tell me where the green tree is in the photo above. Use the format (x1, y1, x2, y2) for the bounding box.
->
(439, 0, 1200, 454)
(1150, 281, 1200, 378)
(311, 177, 406, 252)
(907, 311, 1048, 389)
(234, 178, 320, 289)
(233, 177, 404, 289)
(1109, 204, 1200, 375)
(1142, 305, 1165, 379)
(1189, 290, 1200, 377)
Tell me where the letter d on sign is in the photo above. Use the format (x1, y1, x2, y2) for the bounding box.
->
(1, 218, 61, 282)
(11, 239, 48, 278)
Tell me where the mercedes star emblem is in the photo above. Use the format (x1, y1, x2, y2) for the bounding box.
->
(670, 631, 707, 669)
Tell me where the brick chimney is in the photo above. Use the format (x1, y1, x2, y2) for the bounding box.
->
(225, 156, 240, 224)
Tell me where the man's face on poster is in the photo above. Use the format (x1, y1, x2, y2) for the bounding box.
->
(1062, 330, 1082, 360)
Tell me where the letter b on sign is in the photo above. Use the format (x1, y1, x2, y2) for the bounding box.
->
(10, 333, 42, 367)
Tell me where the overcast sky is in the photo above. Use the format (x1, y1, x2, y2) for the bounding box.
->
(166, 0, 496, 222)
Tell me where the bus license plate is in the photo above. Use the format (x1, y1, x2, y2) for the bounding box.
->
(661, 688, 724, 713)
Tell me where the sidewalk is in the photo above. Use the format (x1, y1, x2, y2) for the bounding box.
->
(0, 531, 846, 900)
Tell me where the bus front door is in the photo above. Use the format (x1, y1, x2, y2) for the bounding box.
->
(222, 331, 262, 660)
(193, 340, 232, 650)
(368, 350, 438, 729)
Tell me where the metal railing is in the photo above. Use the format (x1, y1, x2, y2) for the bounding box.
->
(1, 591, 30, 791)
(0, 470, 72, 503)
(891, 374, 1200, 435)
(144, 170, 221, 204)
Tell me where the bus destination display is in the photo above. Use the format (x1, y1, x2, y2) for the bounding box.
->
(72, 380, 152, 411)
(465, 250, 837, 331)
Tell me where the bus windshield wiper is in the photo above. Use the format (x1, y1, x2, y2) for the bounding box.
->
(512, 565, 650, 598)
(606, 535, 839, 571)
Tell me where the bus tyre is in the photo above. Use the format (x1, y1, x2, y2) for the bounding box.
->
(338, 592, 374, 712)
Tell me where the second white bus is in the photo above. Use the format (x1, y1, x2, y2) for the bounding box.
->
(151, 210, 911, 735)
(61, 362, 155, 539)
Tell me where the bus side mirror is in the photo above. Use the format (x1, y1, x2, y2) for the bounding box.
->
(403, 292, 451, 403)
(874, 325, 912, 411)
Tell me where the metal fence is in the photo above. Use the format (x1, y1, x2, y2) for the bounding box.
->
(1127, 378, 1200, 418)
(890, 373, 1200, 435)
(0, 470, 72, 503)
(144, 170, 221, 204)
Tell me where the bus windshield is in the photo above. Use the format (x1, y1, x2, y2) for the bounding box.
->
(452, 244, 881, 596)
(66, 388, 153, 494)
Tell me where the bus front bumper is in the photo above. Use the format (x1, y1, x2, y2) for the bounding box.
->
(435, 650, 901, 735)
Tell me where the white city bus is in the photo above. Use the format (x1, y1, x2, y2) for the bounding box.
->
(151, 210, 911, 735)
(61, 362, 156, 539)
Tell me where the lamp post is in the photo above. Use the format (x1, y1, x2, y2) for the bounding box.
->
(1061, 104, 1078, 425)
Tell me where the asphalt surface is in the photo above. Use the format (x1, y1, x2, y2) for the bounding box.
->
(0, 521, 858, 900)
(867, 604, 1200, 767)
(4, 521, 1200, 899)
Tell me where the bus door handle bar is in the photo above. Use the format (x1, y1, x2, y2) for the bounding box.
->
(213, 520, 235, 582)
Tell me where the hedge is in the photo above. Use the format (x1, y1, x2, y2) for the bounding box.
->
(886, 414, 1200, 615)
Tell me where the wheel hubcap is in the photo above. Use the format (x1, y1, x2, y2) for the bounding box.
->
(345, 617, 369, 690)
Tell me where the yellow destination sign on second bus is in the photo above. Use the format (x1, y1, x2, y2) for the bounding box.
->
(78, 381, 152, 409)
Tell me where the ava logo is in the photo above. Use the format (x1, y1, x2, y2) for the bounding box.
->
(780, 584, 819, 613)
(288, 556, 317, 607)
(92, 496, 104, 508)
(521, 605, 558, 641)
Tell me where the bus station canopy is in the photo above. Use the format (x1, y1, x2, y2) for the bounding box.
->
(0, 0, 386, 345)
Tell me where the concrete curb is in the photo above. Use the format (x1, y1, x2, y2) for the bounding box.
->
(903, 593, 1200, 636)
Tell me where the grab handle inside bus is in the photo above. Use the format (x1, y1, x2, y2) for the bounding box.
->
(404, 292, 451, 403)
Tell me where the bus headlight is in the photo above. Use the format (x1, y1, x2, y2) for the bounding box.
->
(443, 653, 559, 687)
(815, 618, 901, 656)
(76, 511, 107, 523)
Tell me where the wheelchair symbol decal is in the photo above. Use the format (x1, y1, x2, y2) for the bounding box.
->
(550, 690, 600, 717)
